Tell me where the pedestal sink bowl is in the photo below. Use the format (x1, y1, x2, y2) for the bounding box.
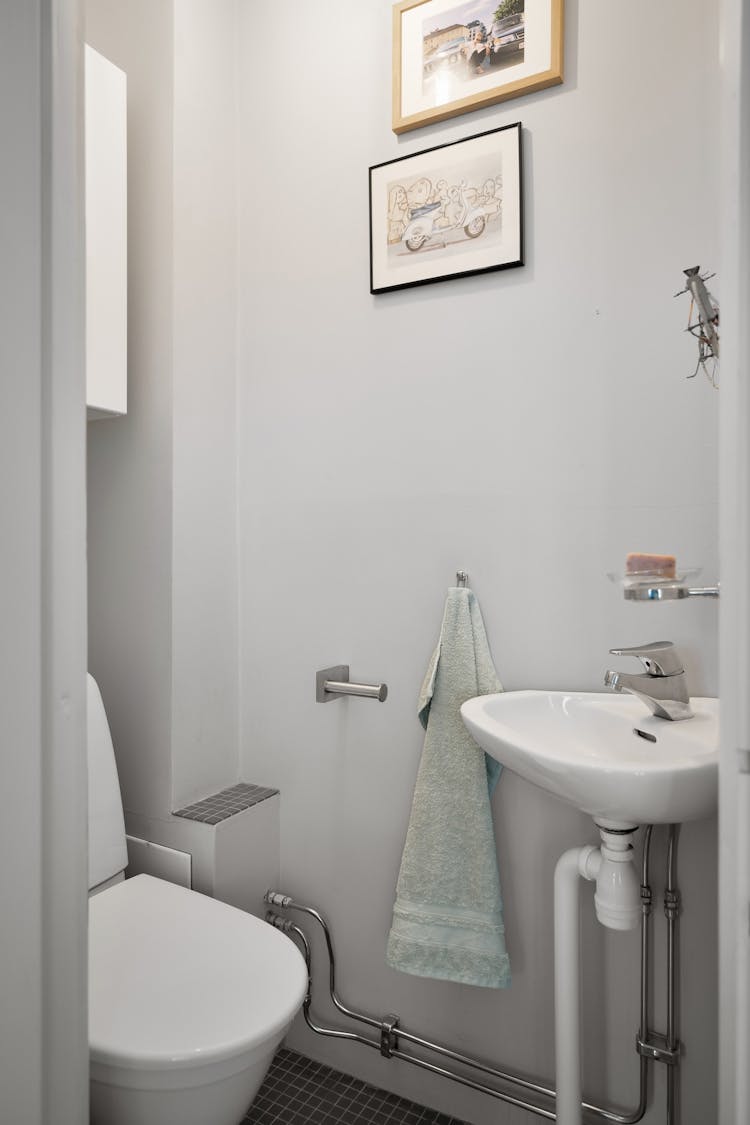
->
(460, 691, 719, 827)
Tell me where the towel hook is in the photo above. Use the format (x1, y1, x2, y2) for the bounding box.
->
(456, 570, 469, 588)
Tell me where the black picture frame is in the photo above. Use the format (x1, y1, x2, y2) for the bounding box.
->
(369, 122, 523, 295)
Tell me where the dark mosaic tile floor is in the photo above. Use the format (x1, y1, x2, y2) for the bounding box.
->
(245, 1048, 471, 1125)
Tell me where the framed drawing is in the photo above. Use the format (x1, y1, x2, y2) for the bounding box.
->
(369, 122, 523, 295)
(392, 0, 563, 134)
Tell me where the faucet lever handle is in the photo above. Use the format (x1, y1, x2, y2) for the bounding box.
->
(608, 640, 684, 677)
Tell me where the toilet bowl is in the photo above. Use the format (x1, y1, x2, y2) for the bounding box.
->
(89, 874, 307, 1125)
(87, 675, 306, 1125)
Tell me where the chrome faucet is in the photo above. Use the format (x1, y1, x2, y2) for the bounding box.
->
(604, 641, 693, 721)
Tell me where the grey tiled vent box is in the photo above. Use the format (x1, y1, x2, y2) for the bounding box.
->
(174, 782, 279, 826)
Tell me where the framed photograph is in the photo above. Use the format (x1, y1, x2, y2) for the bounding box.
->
(392, 0, 563, 134)
(369, 122, 522, 295)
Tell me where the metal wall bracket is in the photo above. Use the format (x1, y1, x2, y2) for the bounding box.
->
(624, 583, 720, 601)
(316, 666, 350, 702)
(636, 1033, 680, 1066)
(315, 665, 388, 703)
(380, 1014, 399, 1058)
(664, 888, 681, 921)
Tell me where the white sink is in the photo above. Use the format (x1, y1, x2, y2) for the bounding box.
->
(460, 691, 718, 827)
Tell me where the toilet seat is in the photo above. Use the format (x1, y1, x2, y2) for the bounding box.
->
(89, 874, 307, 1089)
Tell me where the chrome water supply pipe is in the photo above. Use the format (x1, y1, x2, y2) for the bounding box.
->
(264, 823, 683, 1125)
(264, 905, 556, 1119)
(665, 825, 680, 1125)
(639, 825, 654, 1109)
(264, 824, 680, 1122)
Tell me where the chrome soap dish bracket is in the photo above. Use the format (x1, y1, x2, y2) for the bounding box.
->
(608, 570, 720, 602)
(625, 583, 720, 602)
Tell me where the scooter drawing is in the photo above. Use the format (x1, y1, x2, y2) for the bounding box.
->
(401, 183, 496, 252)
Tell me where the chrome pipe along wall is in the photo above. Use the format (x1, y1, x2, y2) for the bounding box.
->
(665, 826, 680, 1125)
(264, 827, 682, 1125)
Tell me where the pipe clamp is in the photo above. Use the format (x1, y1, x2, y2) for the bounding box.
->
(380, 1014, 399, 1058)
(636, 1033, 680, 1066)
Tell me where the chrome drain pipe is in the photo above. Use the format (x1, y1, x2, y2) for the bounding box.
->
(264, 827, 669, 1125)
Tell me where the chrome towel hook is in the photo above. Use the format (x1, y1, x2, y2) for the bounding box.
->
(456, 570, 469, 588)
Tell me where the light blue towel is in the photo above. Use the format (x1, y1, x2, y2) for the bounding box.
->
(386, 587, 511, 989)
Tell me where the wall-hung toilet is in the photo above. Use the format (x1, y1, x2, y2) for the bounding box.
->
(87, 674, 307, 1125)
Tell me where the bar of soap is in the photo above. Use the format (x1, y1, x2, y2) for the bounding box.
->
(625, 552, 676, 578)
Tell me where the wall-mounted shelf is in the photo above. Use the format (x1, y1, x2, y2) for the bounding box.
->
(85, 45, 127, 420)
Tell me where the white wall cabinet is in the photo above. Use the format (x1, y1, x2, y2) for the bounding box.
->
(85, 45, 127, 420)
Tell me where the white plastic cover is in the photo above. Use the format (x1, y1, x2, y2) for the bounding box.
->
(87, 673, 128, 889)
(89, 875, 307, 1070)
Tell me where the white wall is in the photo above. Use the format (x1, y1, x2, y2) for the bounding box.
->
(0, 2, 89, 1121)
(718, 1, 750, 1122)
(1, 10, 45, 1112)
(86, 0, 240, 818)
(171, 0, 240, 810)
(237, 2, 719, 1123)
(86, 0, 175, 819)
(83, 1, 721, 1119)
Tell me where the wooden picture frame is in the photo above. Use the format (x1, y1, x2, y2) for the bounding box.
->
(393, 0, 563, 134)
(369, 123, 523, 294)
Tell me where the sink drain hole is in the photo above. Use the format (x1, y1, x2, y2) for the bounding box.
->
(634, 728, 658, 743)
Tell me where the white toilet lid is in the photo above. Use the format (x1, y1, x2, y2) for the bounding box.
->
(89, 875, 307, 1071)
